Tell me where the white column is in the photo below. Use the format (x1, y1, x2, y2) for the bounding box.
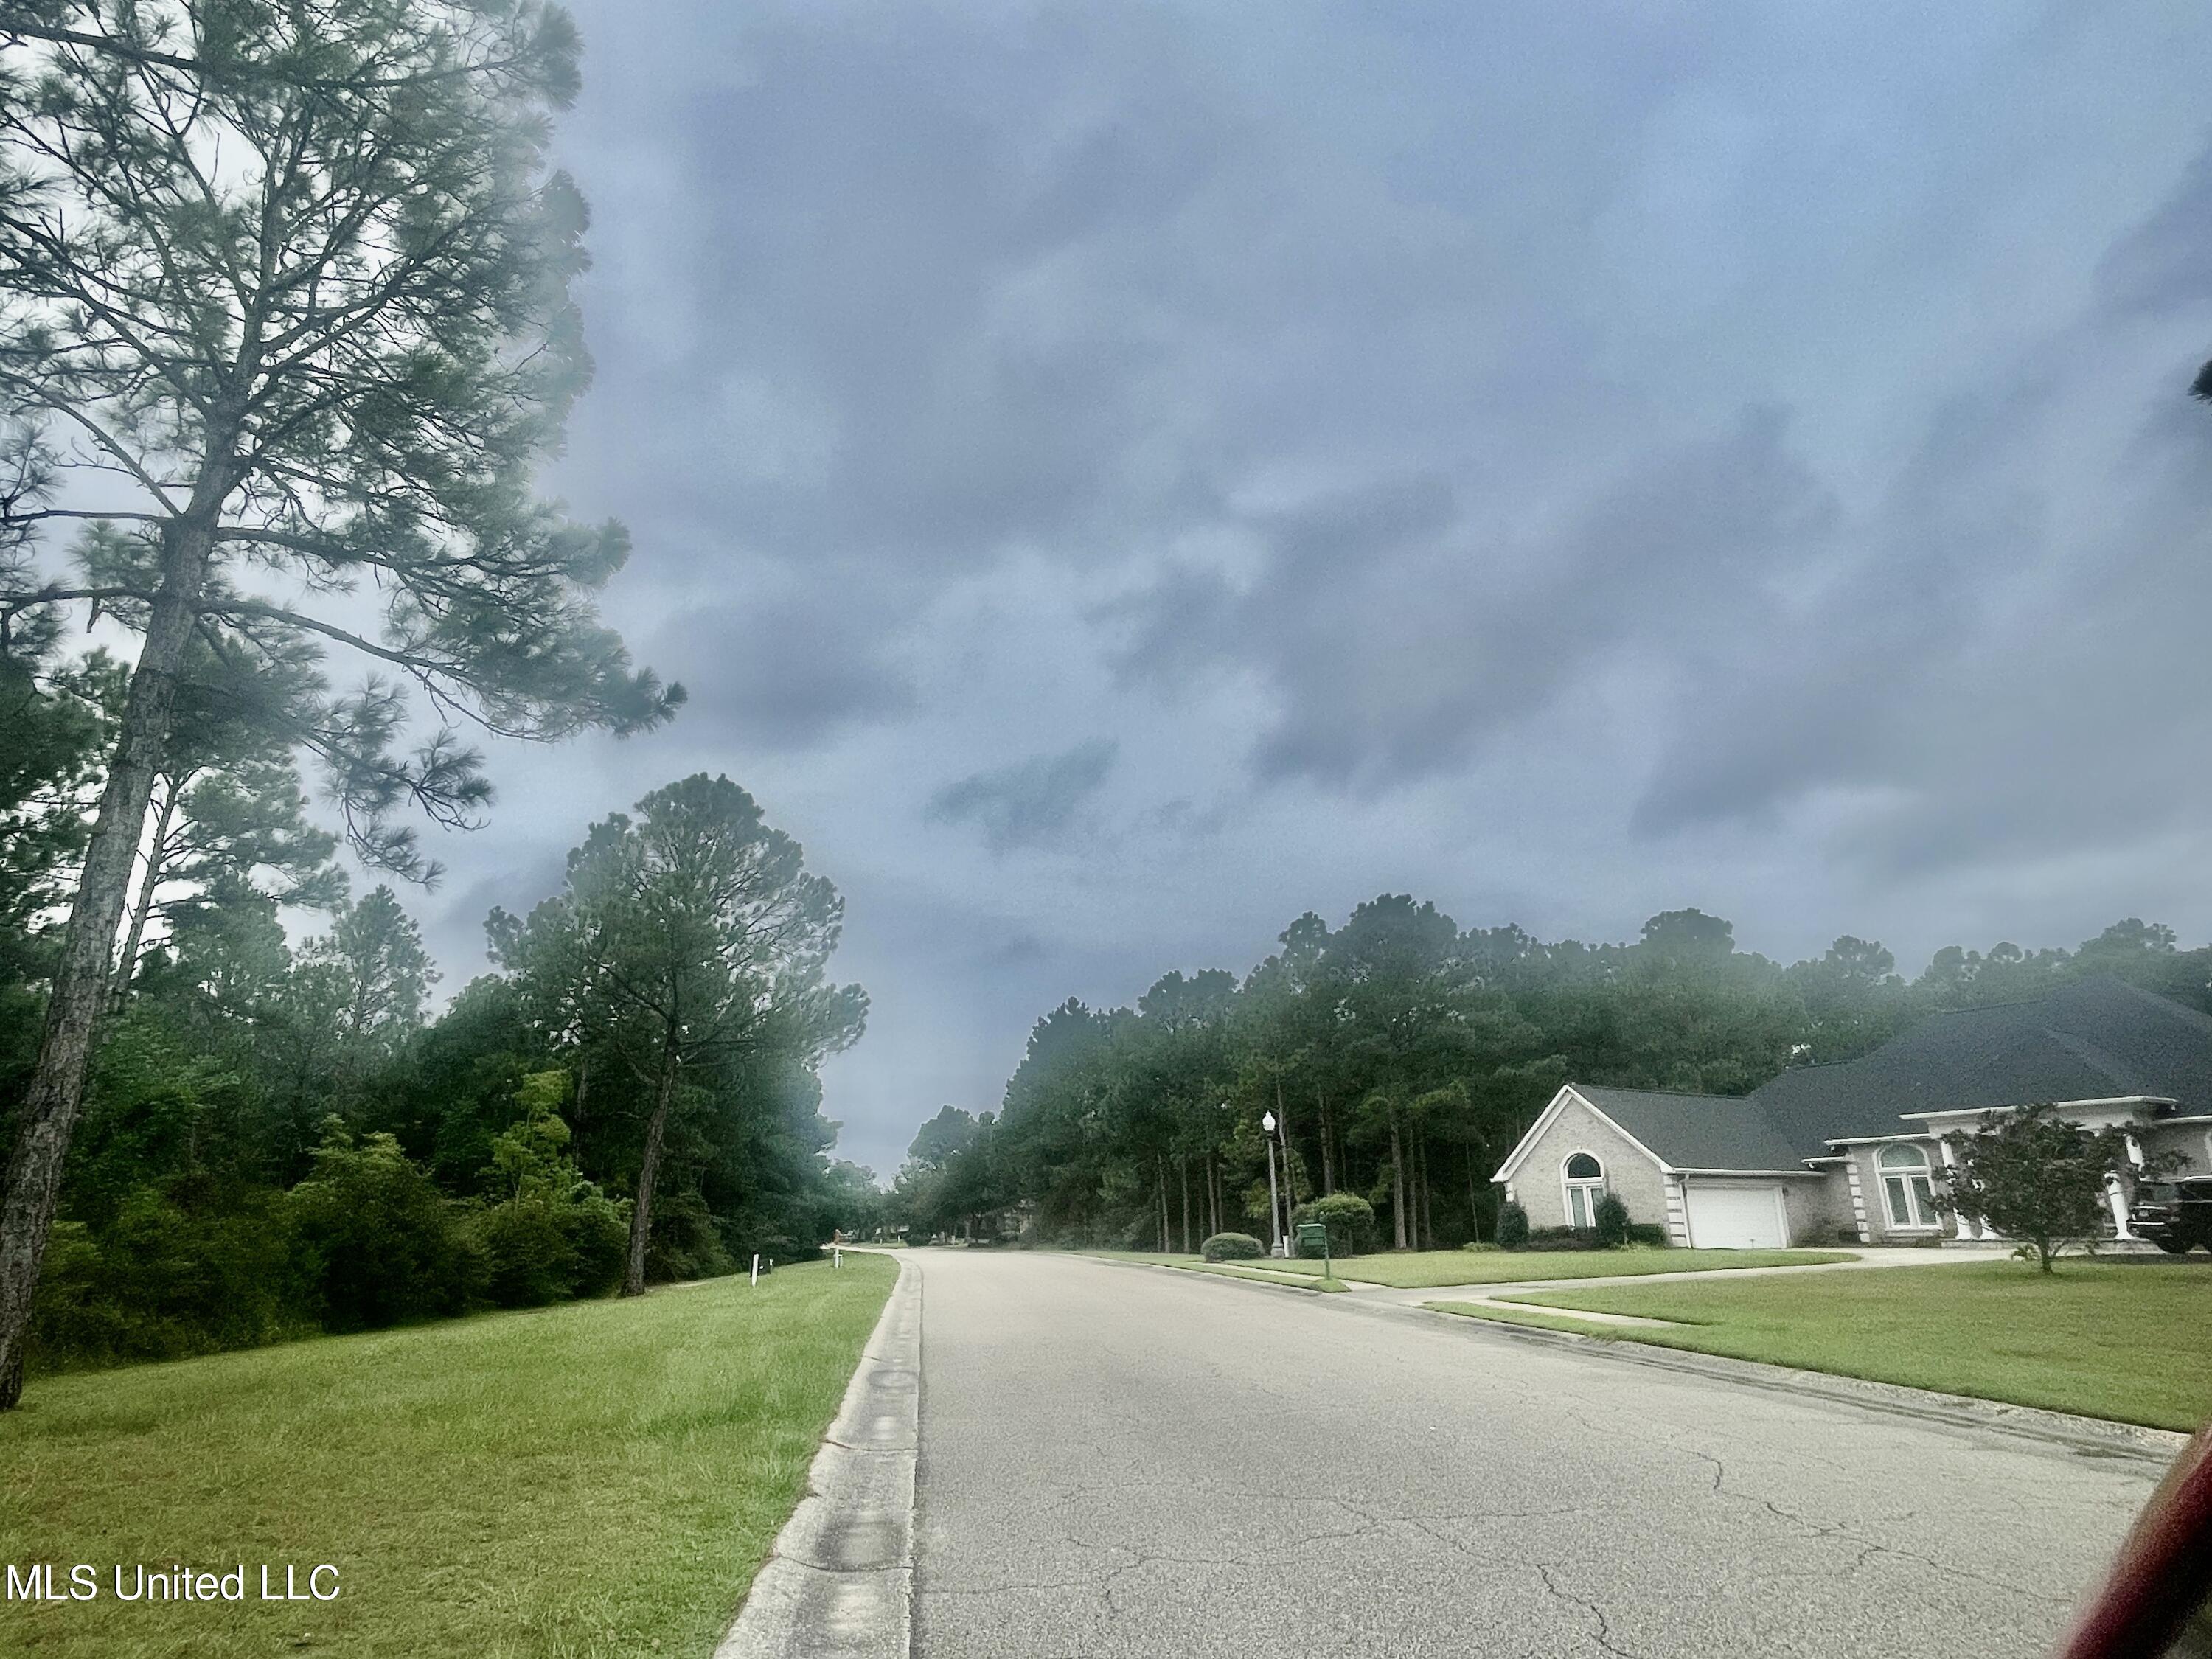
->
(2104, 1173, 2136, 1241)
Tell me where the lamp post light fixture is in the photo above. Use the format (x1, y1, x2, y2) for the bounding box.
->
(1261, 1109, 1284, 1256)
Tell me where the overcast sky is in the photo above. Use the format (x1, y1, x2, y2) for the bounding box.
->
(394, 1, 2212, 1180)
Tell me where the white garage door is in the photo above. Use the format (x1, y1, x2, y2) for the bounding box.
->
(1684, 1184, 1786, 1249)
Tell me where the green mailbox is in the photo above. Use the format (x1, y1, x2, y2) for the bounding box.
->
(1295, 1222, 1330, 1265)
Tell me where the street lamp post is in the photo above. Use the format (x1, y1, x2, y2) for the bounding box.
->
(1262, 1110, 1283, 1257)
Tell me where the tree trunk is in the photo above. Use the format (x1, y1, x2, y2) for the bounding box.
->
(1317, 1088, 1335, 1194)
(1207, 1153, 1220, 1237)
(108, 771, 179, 1012)
(572, 1053, 591, 1122)
(1389, 1111, 1408, 1250)
(1408, 1128, 1422, 1251)
(0, 513, 220, 1408)
(1274, 1079, 1295, 1207)
(622, 1060, 678, 1298)
(1419, 1131, 1435, 1250)
(1180, 1158, 1191, 1253)
(1465, 1141, 1481, 1243)
(1156, 1158, 1169, 1253)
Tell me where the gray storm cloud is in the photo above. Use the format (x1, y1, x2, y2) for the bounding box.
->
(926, 740, 1121, 852)
(365, 1, 2212, 1179)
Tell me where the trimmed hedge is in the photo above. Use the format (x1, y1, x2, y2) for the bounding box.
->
(1508, 1220, 1672, 1252)
(1201, 1231, 1265, 1262)
(1495, 1200, 1530, 1248)
(1292, 1193, 1378, 1257)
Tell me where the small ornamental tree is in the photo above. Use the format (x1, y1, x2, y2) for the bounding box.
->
(1592, 1192, 1630, 1248)
(1495, 1200, 1530, 1249)
(1937, 1103, 2162, 1273)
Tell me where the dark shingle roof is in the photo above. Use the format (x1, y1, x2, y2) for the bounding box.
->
(1570, 978, 2212, 1170)
(1570, 1085, 1809, 1172)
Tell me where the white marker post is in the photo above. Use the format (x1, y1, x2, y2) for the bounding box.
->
(834, 1247, 843, 1269)
(751, 1253, 759, 1287)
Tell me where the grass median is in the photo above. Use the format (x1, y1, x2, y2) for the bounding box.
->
(1499, 1256, 2212, 1431)
(1097, 1245, 1853, 1289)
(0, 1252, 897, 1658)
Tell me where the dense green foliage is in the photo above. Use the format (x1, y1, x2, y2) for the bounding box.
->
(0, 0, 689, 1405)
(1293, 1192, 1378, 1256)
(1201, 1232, 1265, 1262)
(893, 897, 2212, 1255)
(0, 664, 876, 1371)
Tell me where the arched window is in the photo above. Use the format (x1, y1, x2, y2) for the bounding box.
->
(1562, 1152, 1606, 1229)
(1878, 1143, 1937, 1230)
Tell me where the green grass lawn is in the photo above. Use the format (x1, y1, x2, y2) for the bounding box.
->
(1096, 1245, 1853, 1289)
(0, 1253, 896, 1658)
(1501, 1257, 2212, 1431)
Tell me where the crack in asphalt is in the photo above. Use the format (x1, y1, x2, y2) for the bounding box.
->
(912, 1253, 2157, 1657)
(1679, 1446, 2070, 1608)
(1534, 1561, 1640, 1658)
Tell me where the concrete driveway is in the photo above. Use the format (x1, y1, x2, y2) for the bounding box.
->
(911, 1249, 2166, 1658)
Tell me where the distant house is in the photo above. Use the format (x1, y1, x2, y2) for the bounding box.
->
(1489, 976, 2212, 1249)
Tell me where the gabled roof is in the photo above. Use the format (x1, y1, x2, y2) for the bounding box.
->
(1491, 978, 2212, 1180)
(1566, 1085, 1808, 1172)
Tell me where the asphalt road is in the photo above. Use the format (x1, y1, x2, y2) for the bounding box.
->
(910, 1251, 2165, 1659)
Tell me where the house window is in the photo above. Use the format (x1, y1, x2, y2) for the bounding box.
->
(1562, 1152, 1606, 1228)
(1878, 1144, 1938, 1229)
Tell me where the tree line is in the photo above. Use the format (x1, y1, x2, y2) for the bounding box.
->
(887, 899, 2211, 1253)
(4, 649, 873, 1371)
(0, 3, 879, 1402)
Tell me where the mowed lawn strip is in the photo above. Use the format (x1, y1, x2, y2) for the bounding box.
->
(1500, 1258, 2212, 1432)
(0, 1253, 896, 1659)
(1093, 1245, 1854, 1289)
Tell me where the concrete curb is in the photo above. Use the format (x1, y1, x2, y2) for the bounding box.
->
(1082, 1253, 1346, 1296)
(1086, 1251, 2191, 1466)
(715, 1250, 921, 1659)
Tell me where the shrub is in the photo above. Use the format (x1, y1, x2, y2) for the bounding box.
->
(475, 1096, 630, 1305)
(562, 1190, 629, 1295)
(28, 1187, 312, 1369)
(1291, 1193, 1378, 1257)
(1495, 1200, 1530, 1248)
(481, 1189, 627, 1306)
(1593, 1192, 1630, 1248)
(1202, 1231, 1265, 1262)
(1627, 1222, 1669, 1248)
(476, 1197, 574, 1308)
(289, 1124, 485, 1330)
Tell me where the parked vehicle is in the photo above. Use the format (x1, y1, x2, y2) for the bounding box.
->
(2129, 1180, 2212, 1256)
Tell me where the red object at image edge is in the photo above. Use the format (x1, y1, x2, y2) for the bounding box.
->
(2053, 1427, 2212, 1658)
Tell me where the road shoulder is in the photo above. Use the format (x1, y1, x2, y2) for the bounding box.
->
(716, 1250, 921, 1659)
